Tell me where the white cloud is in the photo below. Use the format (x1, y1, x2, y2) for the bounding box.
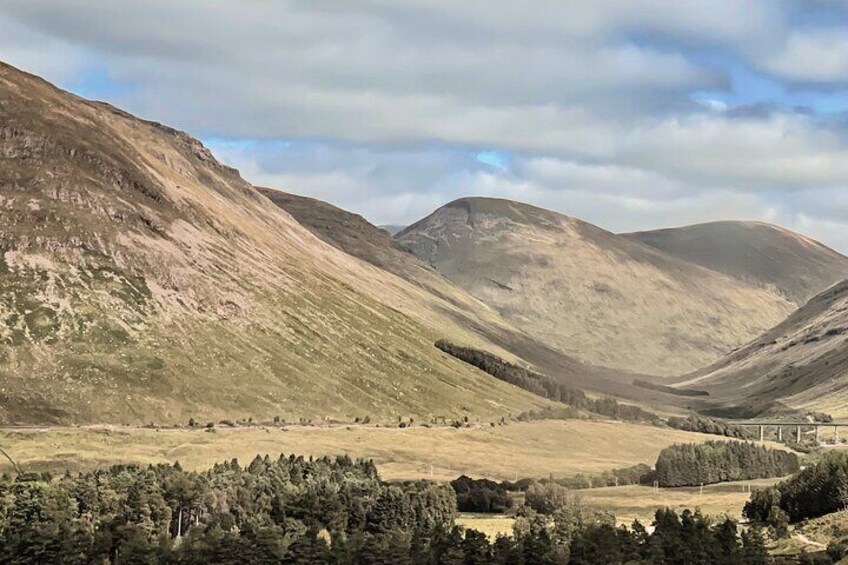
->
(212, 139, 848, 255)
(2, 0, 848, 251)
(761, 28, 848, 82)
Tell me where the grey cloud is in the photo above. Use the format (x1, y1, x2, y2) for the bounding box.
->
(0, 1, 725, 122)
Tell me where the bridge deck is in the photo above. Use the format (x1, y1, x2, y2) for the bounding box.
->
(728, 421, 848, 427)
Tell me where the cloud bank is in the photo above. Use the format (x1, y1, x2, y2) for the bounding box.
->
(2, 0, 848, 250)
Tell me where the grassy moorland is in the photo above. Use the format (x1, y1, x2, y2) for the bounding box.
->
(0, 419, 789, 481)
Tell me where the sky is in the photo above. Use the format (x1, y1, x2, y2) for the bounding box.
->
(3, 1, 848, 251)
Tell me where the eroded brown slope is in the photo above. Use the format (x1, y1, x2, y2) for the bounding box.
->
(679, 280, 848, 417)
(0, 61, 552, 424)
(625, 221, 848, 305)
(397, 197, 795, 375)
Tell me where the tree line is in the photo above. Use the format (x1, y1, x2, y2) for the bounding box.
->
(743, 452, 848, 563)
(444, 475, 769, 564)
(451, 475, 513, 513)
(745, 451, 848, 526)
(655, 441, 799, 488)
(435, 340, 767, 442)
(454, 440, 798, 514)
(666, 415, 755, 440)
(435, 340, 660, 424)
(451, 464, 655, 513)
(0, 452, 771, 564)
(0, 454, 454, 564)
(501, 479, 768, 565)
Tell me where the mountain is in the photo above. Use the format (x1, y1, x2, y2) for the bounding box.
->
(678, 280, 848, 418)
(256, 189, 443, 291)
(625, 221, 848, 305)
(379, 224, 406, 235)
(396, 197, 796, 375)
(257, 189, 647, 400)
(0, 61, 554, 424)
(257, 189, 526, 321)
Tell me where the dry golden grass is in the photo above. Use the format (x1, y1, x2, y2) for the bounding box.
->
(456, 515, 515, 539)
(453, 479, 786, 537)
(0, 419, 778, 482)
(576, 478, 785, 525)
(458, 478, 785, 538)
(1, 419, 792, 543)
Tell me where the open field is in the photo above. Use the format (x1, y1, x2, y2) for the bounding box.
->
(456, 514, 516, 540)
(576, 478, 786, 524)
(0, 419, 787, 481)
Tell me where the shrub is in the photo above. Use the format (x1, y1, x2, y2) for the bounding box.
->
(666, 414, 754, 439)
(450, 476, 512, 513)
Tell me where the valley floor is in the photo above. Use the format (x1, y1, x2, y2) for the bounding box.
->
(0, 419, 780, 481)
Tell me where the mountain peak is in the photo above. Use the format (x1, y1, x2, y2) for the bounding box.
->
(398, 198, 795, 375)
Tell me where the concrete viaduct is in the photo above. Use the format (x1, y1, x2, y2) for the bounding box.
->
(729, 421, 848, 443)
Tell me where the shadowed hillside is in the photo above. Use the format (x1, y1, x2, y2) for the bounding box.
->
(379, 224, 406, 235)
(397, 197, 795, 375)
(256, 188, 470, 306)
(678, 280, 848, 417)
(0, 61, 557, 424)
(625, 221, 848, 305)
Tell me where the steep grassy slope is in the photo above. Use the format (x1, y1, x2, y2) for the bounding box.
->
(625, 221, 848, 305)
(0, 61, 554, 424)
(256, 188, 486, 310)
(678, 281, 848, 417)
(397, 197, 795, 375)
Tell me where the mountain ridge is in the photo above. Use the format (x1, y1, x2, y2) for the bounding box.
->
(397, 196, 798, 375)
(625, 220, 848, 305)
